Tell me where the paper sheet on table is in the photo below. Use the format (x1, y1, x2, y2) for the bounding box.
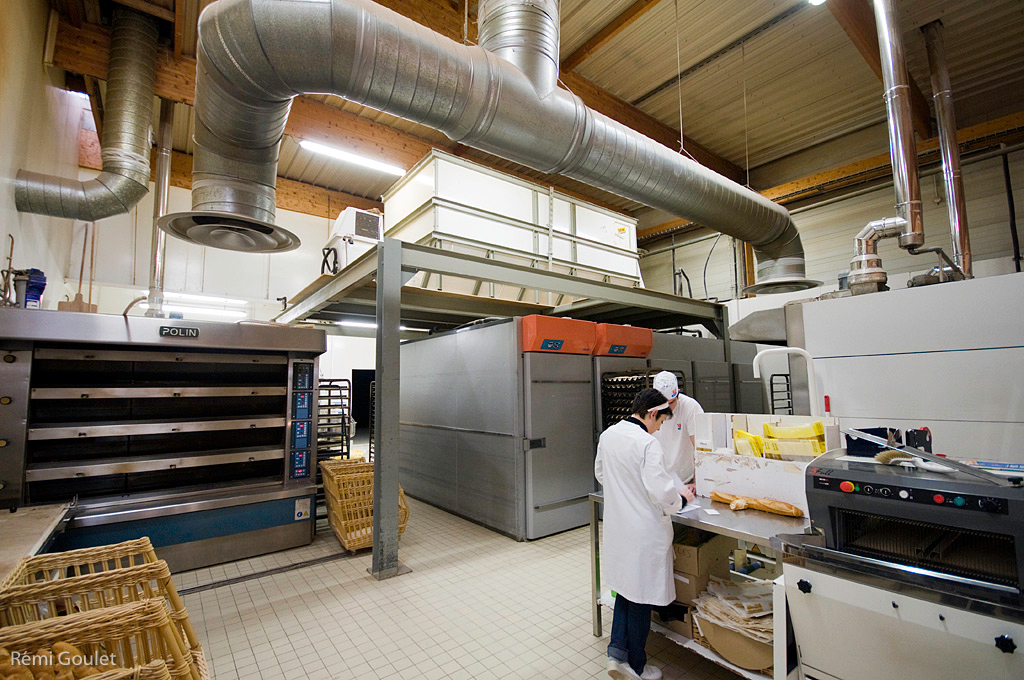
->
(675, 504, 699, 515)
(703, 508, 720, 515)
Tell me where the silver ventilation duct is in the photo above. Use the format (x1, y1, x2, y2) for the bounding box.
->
(16, 7, 158, 222)
(923, 20, 972, 279)
(162, 0, 815, 292)
(849, 0, 925, 294)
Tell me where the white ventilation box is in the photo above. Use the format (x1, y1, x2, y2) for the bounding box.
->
(382, 150, 641, 302)
(326, 207, 382, 270)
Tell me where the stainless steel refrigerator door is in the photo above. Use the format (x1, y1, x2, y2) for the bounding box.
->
(524, 352, 595, 539)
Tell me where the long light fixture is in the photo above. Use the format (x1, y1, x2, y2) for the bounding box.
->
(334, 320, 429, 332)
(299, 139, 406, 176)
(140, 303, 247, 319)
(808, 0, 827, 6)
(137, 290, 247, 305)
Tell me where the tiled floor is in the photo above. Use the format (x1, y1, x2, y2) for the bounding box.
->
(179, 498, 742, 680)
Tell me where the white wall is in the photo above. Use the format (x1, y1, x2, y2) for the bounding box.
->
(0, 0, 85, 307)
(66, 179, 333, 319)
(641, 151, 1024, 304)
(320, 334, 376, 386)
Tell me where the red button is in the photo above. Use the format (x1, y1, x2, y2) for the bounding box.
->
(933, 494, 945, 504)
(840, 481, 855, 493)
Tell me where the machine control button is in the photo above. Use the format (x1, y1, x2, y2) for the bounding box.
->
(879, 487, 892, 497)
(933, 494, 945, 504)
(2, 355, 15, 363)
(979, 498, 1000, 512)
(839, 481, 855, 493)
(863, 485, 874, 494)
(0, 439, 7, 448)
(797, 579, 812, 594)
(995, 635, 1017, 654)
(953, 496, 966, 507)
(0, 396, 11, 405)
(898, 489, 910, 499)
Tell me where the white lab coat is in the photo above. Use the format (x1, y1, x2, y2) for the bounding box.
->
(653, 394, 704, 488)
(595, 418, 683, 606)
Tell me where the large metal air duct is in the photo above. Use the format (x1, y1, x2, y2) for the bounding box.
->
(849, 0, 925, 294)
(923, 20, 972, 279)
(160, 0, 815, 291)
(16, 7, 158, 222)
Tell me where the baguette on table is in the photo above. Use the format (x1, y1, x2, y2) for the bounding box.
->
(709, 491, 804, 517)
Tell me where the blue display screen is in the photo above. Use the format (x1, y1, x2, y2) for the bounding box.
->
(541, 339, 564, 350)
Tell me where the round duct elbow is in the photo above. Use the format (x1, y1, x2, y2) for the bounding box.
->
(157, 212, 300, 253)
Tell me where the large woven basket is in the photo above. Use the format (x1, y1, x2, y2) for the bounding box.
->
(89, 661, 174, 680)
(0, 538, 159, 592)
(0, 599, 204, 680)
(319, 461, 409, 552)
(0, 558, 205, 678)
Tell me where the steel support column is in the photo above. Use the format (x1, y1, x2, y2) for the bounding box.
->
(371, 239, 408, 579)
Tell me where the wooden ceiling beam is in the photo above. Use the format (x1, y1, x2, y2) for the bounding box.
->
(561, 0, 661, 73)
(79, 126, 383, 218)
(827, 0, 932, 139)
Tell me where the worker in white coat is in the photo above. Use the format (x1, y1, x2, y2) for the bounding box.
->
(651, 371, 704, 493)
(595, 388, 696, 680)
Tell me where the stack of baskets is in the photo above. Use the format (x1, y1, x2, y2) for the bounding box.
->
(320, 460, 409, 552)
(0, 538, 206, 680)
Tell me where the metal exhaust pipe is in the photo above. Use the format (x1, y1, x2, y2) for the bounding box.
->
(161, 0, 815, 292)
(15, 7, 158, 222)
(923, 20, 972, 279)
(145, 99, 175, 318)
(849, 0, 925, 294)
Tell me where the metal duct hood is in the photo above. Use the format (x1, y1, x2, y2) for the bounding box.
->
(163, 0, 817, 292)
(16, 8, 158, 222)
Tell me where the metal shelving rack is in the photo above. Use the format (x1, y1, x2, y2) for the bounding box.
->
(368, 380, 375, 461)
(769, 374, 793, 415)
(315, 379, 351, 519)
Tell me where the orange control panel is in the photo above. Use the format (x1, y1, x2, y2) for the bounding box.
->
(593, 324, 653, 357)
(521, 315, 597, 355)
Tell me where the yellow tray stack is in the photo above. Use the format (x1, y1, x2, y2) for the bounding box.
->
(761, 421, 826, 460)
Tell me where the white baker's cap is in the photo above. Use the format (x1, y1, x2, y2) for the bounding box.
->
(652, 371, 679, 400)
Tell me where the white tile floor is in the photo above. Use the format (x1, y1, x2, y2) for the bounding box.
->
(178, 498, 742, 680)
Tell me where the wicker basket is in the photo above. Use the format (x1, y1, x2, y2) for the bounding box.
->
(0, 559, 205, 678)
(320, 461, 409, 552)
(0, 538, 158, 592)
(89, 661, 174, 680)
(0, 600, 204, 680)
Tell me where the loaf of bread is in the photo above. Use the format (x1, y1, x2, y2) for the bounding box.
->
(710, 490, 804, 517)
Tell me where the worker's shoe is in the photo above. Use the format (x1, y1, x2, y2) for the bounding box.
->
(607, 658, 639, 680)
(607, 657, 662, 680)
(639, 665, 662, 680)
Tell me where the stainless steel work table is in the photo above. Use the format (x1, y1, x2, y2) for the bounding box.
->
(588, 491, 809, 636)
(0, 503, 72, 581)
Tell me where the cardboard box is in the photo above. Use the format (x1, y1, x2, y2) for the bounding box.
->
(672, 571, 707, 604)
(672, 534, 734, 574)
(695, 615, 773, 672)
(659, 611, 692, 639)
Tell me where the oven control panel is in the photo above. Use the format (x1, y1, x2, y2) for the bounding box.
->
(812, 474, 1008, 514)
(289, 361, 315, 479)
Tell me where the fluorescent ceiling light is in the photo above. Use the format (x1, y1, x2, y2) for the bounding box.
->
(299, 140, 406, 176)
(140, 303, 247, 319)
(334, 320, 429, 332)
(808, 0, 827, 5)
(137, 291, 247, 305)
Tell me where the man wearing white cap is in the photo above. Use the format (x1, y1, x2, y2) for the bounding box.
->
(651, 371, 704, 493)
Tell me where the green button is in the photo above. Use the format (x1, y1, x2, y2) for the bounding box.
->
(954, 497, 966, 507)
